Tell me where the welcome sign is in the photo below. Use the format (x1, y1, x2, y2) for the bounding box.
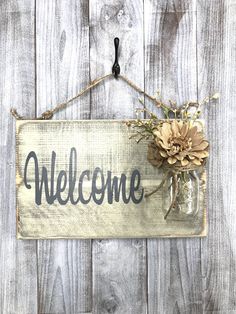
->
(16, 120, 206, 239)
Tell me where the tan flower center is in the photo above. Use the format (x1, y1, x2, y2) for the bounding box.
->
(169, 137, 192, 154)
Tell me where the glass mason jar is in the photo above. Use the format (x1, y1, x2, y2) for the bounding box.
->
(162, 170, 200, 221)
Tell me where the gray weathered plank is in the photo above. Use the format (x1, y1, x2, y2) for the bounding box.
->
(145, 1, 203, 313)
(89, 0, 147, 313)
(0, 1, 37, 313)
(35, 1, 92, 313)
(197, 0, 236, 312)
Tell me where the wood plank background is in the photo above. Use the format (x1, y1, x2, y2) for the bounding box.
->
(0, 0, 235, 313)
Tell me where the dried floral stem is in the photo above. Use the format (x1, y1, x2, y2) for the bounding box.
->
(164, 173, 179, 220)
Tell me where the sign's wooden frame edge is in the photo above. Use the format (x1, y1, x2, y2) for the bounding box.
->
(15, 119, 207, 240)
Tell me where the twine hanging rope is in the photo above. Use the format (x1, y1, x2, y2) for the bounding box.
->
(10, 73, 168, 120)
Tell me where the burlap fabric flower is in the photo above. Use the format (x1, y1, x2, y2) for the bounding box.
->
(147, 120, 209, 170)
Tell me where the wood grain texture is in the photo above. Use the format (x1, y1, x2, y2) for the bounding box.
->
(92, 239, 146, 314)
(36, 1, 92, 313)
(145, 1, 203, 313)
(197, 0, 236, 312)
(89, 1, 147, 313)
(0, 1, 37, 313)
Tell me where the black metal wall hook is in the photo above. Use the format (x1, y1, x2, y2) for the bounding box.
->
(112, 37, 120, 78)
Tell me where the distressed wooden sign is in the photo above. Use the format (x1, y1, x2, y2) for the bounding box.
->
(16, 120, 207, 239)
